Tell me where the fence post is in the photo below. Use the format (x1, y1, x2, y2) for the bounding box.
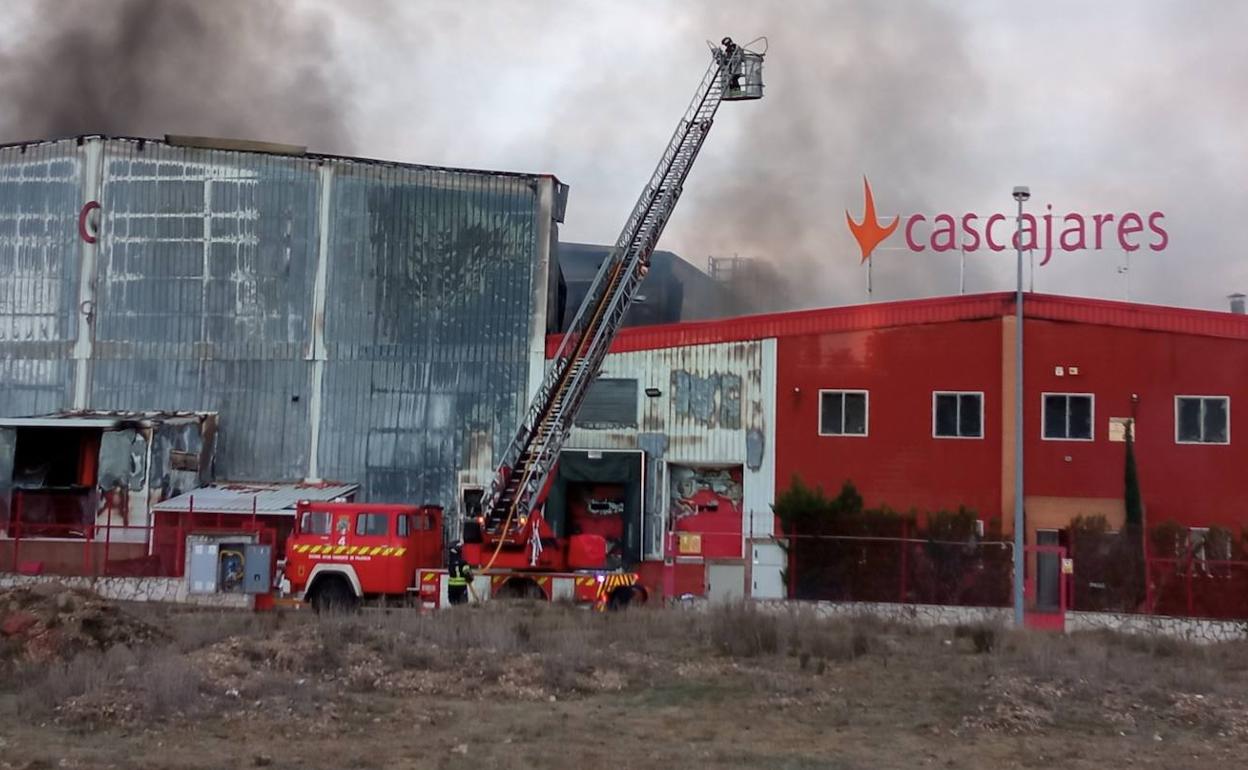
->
(103, 505, 112, 574)
(787, 521, 797, 600)
(899, 519, 909, 604)
(1185, 550, 1194, 617)
(1143, 528, 1153, 615)
(82, 522, 91, 578)
(744, 509, 753, 600)
(662, 530, 675, 603)
(1066, 534, 1075, 612)
(12, 491, 21, 569)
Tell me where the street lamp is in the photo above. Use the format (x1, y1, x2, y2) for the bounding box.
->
(1012, 185, 1029, 627)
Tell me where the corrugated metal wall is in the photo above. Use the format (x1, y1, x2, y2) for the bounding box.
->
(563, 339, 777, 557)
(91, 140, 321, 481)
(0, 137, 556, 509)
(0, 142, 82, 414)
(318, 160, 544, 505)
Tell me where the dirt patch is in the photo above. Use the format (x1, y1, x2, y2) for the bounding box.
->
(0, 584, 166, 665)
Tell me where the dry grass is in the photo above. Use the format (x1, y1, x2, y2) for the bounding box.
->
(4, 599, 1248, 769)
(140, 649, 202, 713)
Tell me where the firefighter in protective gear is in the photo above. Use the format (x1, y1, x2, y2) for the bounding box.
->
(447, 544, 472, 606)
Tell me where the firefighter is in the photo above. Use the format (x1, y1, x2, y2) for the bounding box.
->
(446, 544, 473, 606)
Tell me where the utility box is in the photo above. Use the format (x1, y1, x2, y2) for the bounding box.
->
(185, 533, 266, 595)
(188, 542, 220, 594)
(243, 544, 272, 595)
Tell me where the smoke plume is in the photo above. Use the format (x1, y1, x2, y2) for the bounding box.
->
(0, 0, 351, 152)
(3, 1, 1243, 312)
(671, 3, 993, 311)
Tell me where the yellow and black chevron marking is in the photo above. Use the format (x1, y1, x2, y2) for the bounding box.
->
(593, 572, 640, 611)
(291, 544, 408, 557)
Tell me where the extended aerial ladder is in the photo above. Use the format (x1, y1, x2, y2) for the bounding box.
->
(474, 37, 766, 568)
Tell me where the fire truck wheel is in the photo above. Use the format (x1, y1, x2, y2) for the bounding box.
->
(494, 578, 545, 601)
(607, 586, 640, 611)
(309, 575, 359, 614)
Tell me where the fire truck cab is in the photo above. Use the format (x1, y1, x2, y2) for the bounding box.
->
(284, 501, 443, 612)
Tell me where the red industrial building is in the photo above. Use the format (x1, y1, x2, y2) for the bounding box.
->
(567, 291, 1248, 602)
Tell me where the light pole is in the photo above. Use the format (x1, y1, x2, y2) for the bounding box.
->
(1012, 185, 1029, 627)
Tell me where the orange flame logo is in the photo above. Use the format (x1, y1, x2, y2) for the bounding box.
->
(846, 177, 899, 263)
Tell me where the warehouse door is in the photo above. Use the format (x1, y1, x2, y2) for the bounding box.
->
(707, 561, 745, 602)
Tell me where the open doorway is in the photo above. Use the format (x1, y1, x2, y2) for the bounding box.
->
(7, 426, 102, 538)
(545, 450, 643, 569)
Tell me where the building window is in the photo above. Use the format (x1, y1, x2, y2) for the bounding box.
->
(933, 392, 983, 439)
(1043, 393, 1094, 440)
(355, 513, 389, 537)
(1175, 396, 1229, 444)
(818, 390, 868, 436)
(575, 378, 638, 429)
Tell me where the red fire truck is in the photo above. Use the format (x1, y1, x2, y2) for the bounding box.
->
(283, 501, 644, 611)
(280, 38, 764, 611)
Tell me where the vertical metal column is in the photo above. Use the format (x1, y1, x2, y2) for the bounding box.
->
(1012, 186, 1030, 626)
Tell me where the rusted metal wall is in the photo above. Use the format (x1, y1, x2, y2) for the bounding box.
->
(563, 339, 777, 558)
(0, 137, 558, 510)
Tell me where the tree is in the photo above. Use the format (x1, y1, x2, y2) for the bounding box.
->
(1124, 420, 1142, 529)
(1121, 419, 1146, 608)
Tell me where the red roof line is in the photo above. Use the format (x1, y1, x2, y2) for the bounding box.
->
(546, 292, 1248, 356)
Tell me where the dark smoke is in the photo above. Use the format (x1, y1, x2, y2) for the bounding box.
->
(673, 2, 991, 312)
(0, 0, 351, 152)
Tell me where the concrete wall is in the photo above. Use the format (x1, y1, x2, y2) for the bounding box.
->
(0, 572, 252, 608)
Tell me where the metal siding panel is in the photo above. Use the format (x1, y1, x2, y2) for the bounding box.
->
(96, 141, 320, 351)
(317, 160, 542, 506)
(563, 341, 767, 557)
(566, 342, 760, 464)
(746, 337, 778, 536)
(84, 141, 321, 482)
(0, 138, 551, 509)
(0, 141, 82, 414)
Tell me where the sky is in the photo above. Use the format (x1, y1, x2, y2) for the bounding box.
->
(0, 0, 1243, 312)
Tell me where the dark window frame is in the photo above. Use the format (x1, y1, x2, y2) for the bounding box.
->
(1175, 396, 1230, 445)
(817, 389, 869, 436)
(1042, 392, 1095, 441)
(574, 378, 639, 429)
(932, 391, 984, 439)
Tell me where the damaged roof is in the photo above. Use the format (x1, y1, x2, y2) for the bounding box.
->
(0, 410, 216, 429)
(152, 480, 360, 516)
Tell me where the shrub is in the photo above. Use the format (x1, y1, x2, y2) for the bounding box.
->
(708, 603, 779, 658)
(140, 650, 202, 714)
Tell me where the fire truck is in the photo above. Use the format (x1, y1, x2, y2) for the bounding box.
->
(283, 501, 646, 611)
(282, 37, 765, 611)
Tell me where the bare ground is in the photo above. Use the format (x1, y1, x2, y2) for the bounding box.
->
(2, 588, 1246, 770)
